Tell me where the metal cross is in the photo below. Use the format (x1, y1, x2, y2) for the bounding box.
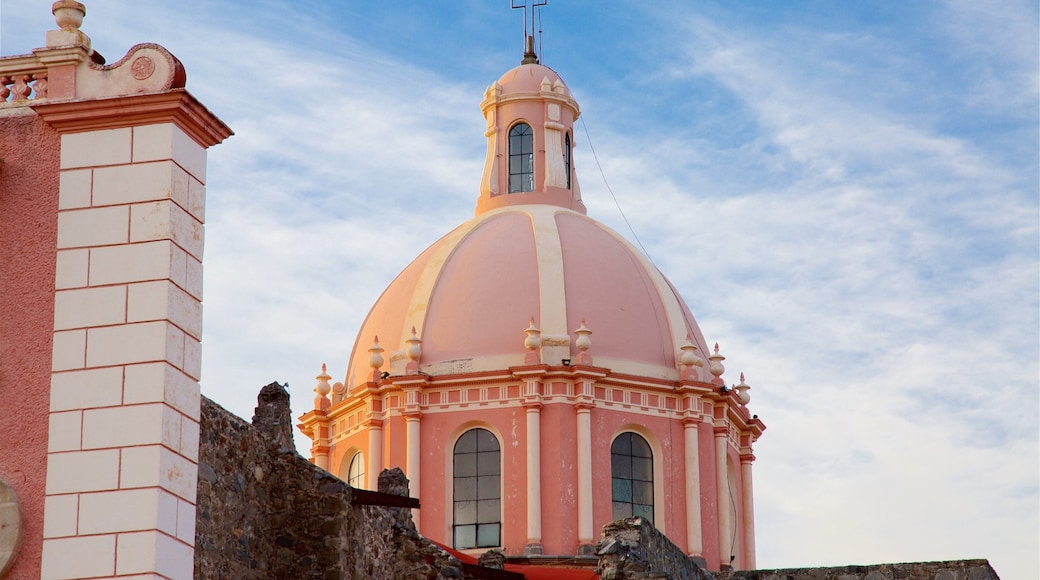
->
(511, 0, 548, 38)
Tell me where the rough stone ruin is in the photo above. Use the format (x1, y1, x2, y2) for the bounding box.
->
(193, 383, 1000, 580)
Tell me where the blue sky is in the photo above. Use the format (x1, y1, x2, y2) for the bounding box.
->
(3, 0, 1038, 577)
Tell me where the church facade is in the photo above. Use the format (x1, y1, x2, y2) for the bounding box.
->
(298, 42, 765, 571)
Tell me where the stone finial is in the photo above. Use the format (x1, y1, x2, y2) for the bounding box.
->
(708, 342, 726, 386)
(405, 327, 422, 374)
(368, 336, 385, 382)
(679, 334, 703, 381)
(251, 382, 294, 451)
(47, 0, 92, 51)
(313, 363, 332, 411)
(524, 318, 542, 364)
(734, 372, 751, 405)
(52, 1, 85, 29)
(574, 319, 593, 365)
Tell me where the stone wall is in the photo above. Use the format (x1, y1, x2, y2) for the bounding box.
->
(194, 383, 464, 579)
(715, 560, 999, 580)
(595, 517, 713, 580)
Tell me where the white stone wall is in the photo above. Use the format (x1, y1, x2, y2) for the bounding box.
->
(42, 123, 207, 580)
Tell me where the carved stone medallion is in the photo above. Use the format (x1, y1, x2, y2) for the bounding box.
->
(0, 479, 23, 576)
(131, 56, 155, 80)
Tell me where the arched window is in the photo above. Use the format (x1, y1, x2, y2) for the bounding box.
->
(611, 432, 654, 523)
(453, 428, 501, 549)
(508, 123, 534, 193)
(565, 131, 572, 190)
(347, 451, 365, 488)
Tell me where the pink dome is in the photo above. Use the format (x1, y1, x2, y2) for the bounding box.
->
(344, 204, 711, 387)
(495, 63, 570, 96)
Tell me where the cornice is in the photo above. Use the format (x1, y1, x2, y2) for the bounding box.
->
(32, 88, 232, 147)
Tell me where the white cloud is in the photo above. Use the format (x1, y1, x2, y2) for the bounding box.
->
(3, 1, 1036, 577)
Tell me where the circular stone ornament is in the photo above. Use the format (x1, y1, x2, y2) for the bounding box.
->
(131, 56, 156, 80)
(0, 479, 23, 576)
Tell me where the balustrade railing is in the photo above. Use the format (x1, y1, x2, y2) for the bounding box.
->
(0, 57, 48, 104)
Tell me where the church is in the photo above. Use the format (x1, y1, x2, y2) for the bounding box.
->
(298, 31, 765, 571)
(0, 2, 1003, 579)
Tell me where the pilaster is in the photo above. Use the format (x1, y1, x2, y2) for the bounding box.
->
(36, 90, 229, 580)
(713, 423, 732, 571)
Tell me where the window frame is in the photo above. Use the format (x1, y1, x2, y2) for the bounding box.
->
(347, 451, 365, 488)
(610, 431, 655, 524)
(565, 131, 572, 190)
(452, 427, 502, 549)
(508, 122, 534, 193)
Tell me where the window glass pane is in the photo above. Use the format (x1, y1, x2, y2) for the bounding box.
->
(612, 501, 633, 520)
(509, 175, 521, 192)
(454, 500, 476, 525)
(510, 134, 522, 151)
(611, 433, 631, 455)
(510, 156, 521, 174)
(632, 457, 653, 481)
(631, 435, 652, 458)
(521, 153, 533, 173)
(455, 525, 476, 549)
(455, 431, 477, 454)
(476, 429, 499, 452)
(454, 476, 477, 501)
(477, 499, 500, 524)
(611, 453, 631, 478)
(477, 475, 500, 500)
(477, 523, 501, 548)
(612, 477, 632, 502)
(633, 503, 654, 523)
(348, 452, 364, 487)
(455, 453, 477, 477)
(633, 480, 653, 504)
(477, 451, 500, 476)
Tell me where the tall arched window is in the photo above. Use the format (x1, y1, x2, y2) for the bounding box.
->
(508, 123, 534, 193)
(565, 131, 572, 190)
(453, 428, 501, 549)
(347, 451, 365, 488)
(611, 432, 654, 523)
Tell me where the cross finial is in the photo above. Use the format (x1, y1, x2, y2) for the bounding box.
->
(511, 0, 547, 64)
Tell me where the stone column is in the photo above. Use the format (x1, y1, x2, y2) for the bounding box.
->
(575, 404, 593, 553)
(523, 400, 542, 554)
(740, 453, 757, 569)
(311, 415, 330, 470)
(714, 424, 732, 570)
(35, 92, 229, 580)
(683, 415, 703, 556)
(404, 411, 422, 529)
(367, 418, 384, 491)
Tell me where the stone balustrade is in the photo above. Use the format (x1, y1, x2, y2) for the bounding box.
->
(0, 56, 47, 103)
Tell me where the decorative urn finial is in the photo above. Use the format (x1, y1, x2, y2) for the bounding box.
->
(313, 363, 332, 411)
(574, 319, 593, 365)
(52, 0, 86, 29)
(679, 334, 703, 381)
(708, 342, 726, 385)
(368, 336, 385, 382)
(734, 372, 751, 406)
(405, 326, 423, 374)
(524, 318, 542, 364)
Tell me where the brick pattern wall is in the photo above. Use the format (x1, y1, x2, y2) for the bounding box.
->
(41, 123, 207, 580)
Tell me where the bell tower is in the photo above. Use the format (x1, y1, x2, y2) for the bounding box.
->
(475, 51, 584, 215)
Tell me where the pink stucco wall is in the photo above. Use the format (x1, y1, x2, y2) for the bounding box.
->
(0, 109, 60, 580)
